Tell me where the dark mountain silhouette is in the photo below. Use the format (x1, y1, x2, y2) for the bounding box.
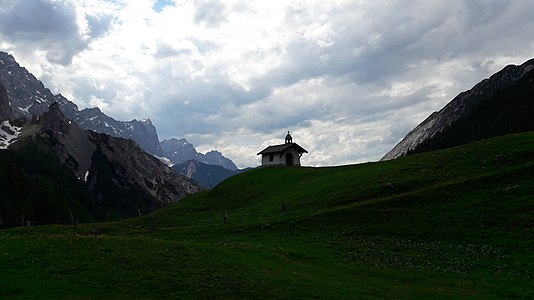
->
(0, 103, 202, 227)
(382, 58, 534, 160)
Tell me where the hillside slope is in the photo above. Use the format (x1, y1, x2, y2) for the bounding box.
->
(1, 132, 533, 298)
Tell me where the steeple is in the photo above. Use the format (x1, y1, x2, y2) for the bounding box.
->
(285, 131, 293, 144)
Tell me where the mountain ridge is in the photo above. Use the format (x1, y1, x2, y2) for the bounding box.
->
(161, 137, 238, 170)
(0, 51, 238, 169)
(0, 51, 164, 156)
(382, 58, 534, 160)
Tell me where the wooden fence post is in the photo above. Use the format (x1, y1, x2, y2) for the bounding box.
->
(138, 209, 142, 217)
(25, 220, 30, 235)
(223, 210, 227, 224)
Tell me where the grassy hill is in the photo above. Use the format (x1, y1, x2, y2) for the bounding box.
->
(1, 132, 533, 298)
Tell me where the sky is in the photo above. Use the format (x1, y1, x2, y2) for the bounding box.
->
(1, 0, 534, 168)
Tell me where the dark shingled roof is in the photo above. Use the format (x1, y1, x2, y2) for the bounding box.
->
(257, 143, 308, 155)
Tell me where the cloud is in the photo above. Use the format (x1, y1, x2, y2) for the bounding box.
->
(0, 0, 115, 65)
(0, 0, 86, 64)
(2, 0, 534, 168)
(193, 0, 227, 27)
(86, 12, 115, 39)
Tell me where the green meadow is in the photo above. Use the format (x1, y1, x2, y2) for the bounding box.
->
(1, 132, 533, 299)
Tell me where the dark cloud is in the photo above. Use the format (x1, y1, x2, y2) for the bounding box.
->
(0, 0, 114, 65)
(0, 0, 79, 39)
(0, 0, 85, 64)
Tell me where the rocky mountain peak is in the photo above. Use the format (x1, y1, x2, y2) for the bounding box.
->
(39, 102, 71, 135)
(161, 138, 194, 151)
(203, 150, 238, 170)
(160, 138, 238, 170)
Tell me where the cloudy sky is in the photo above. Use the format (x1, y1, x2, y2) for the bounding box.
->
(1, 0, 534, 167)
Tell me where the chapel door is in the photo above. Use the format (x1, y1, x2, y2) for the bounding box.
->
(286, 153, 294, 166)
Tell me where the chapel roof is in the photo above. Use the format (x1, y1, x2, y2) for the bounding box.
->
(257, 142, 308, 155)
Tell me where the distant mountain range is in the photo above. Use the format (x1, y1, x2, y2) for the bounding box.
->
(0, 51, 237, 169)
(161, 138, 238, 170)
(173, 159, 245, 189)
(382, 58, 534, 160)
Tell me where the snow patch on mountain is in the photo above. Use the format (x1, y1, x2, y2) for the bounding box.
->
(0, 121, 22, 149)
(155, 155, 174, 167)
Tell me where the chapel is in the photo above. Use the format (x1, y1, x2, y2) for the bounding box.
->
(257, 131, 308, 166)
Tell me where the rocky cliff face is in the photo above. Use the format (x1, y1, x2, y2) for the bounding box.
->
(161, 138, 238, 170)
(0, 82, 14, 121)
(382, 58, 534, 160)
(0, 52, 54, 118)
(11, 103, 202, 219)
(0, 51, 163, 156)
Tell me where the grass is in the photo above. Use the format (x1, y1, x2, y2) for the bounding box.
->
(1, 131, 533, 298)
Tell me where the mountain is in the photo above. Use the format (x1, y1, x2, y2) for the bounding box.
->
(0, 51, 238, 168)
(161, 138, 198, 164)
(0, 103, 202, 226)
(173, 159, 242, 188)
(0, 51, 163, 156)
(0, 82, 14, 120)
(382, 58, 534, 160)
(202, 150, 238, 170)
(161, 138, 238, 170)
(0, 82, 20, 148)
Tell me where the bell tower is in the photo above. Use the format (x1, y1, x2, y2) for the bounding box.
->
(285, 131, 293, 144)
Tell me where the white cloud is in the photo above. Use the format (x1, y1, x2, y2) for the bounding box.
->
(2, 0, 534, 167)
